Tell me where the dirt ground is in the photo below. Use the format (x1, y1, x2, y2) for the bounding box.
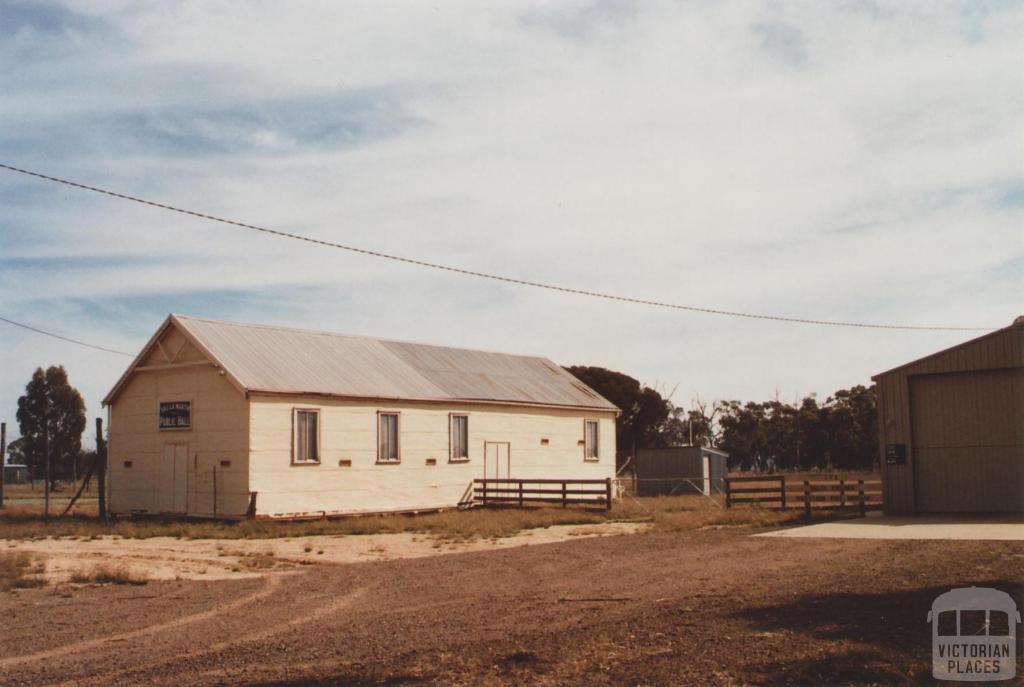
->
(2, 522, 644, 582)
(2, 525, 1022, 686)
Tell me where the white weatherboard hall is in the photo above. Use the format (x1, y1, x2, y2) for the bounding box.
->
(103, 315, 618, 519)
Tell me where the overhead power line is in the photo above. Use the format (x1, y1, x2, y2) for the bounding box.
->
(0, 315, 135, 357)
(0, 162, 995, 332)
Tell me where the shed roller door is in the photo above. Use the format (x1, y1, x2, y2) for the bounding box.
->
(910, 369, 1023, 513)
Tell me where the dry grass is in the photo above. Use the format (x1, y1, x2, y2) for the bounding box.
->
(611, 493, 802, 531)
(0, 493, 800, 543)
(222, 550, 289, 571)
(0, 551, 47, 591)
(70, 563, 147, 586)
(652, 507, 801, 532)
(0, 505, 609, 542)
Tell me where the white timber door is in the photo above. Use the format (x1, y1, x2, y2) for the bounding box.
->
(483, 442, 511, 481)
(161, 443, 189, 514)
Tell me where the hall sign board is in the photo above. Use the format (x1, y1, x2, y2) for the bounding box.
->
(159, 401, 191, 430)
(885, 443, 907, 466)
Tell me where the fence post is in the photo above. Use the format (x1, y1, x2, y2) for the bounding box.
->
(562, 481, 567, 508)
(605, 477, 612, 511)
(780, 475, 786, 510)
(0, 422, 5, 509)
(803, 480, 811, 518)
(725, 478, 732, 509)
(839, 479, 846, 510)
(518, 480, 523, 508)
(858, 479, 865, 517)
(44, 422, 50, 520)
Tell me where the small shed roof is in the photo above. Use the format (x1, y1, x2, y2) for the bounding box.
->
(104, 314, 618, 412)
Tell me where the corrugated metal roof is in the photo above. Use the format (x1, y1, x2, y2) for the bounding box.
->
(871, 319, 1023, 380)
(108, 314, 618, 411)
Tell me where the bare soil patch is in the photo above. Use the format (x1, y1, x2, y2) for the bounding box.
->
(2, 521, 645, 582)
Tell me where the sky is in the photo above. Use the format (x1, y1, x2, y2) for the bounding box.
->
(1, 0, 1022, 448)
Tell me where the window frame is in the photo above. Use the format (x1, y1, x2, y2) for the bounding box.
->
(291, 407, 321, 465)
(583, 419, 600, 461)
(449, 413, 469, 463)
(377, 411, 401, 464)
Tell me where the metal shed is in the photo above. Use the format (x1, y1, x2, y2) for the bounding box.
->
(634, 446, 729, 496)
(872, 317, 1023, 515)
(3, 464, 30, 484)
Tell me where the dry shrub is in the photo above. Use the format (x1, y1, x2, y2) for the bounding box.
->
(70, 564, 147, 586)
(0, 551, 47, 591)
(239, 552, 280, 570)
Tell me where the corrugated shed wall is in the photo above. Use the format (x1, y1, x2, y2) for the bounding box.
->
(874, 323, 1023, 515)
(636, 447, 705, 496)
(910, 369, 1022, 512)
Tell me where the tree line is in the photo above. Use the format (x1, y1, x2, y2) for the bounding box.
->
(566, 366, 878, 472)
(5, 363, 878, 483)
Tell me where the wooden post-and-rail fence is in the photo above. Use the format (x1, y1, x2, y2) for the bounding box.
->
(474, 478, 612, 511)
(725, 475, 882, 516)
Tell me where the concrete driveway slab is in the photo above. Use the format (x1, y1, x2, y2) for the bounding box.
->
(756, 514, 1024, 541)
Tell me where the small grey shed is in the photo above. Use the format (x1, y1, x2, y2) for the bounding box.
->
(3, 464, 30, 485)
(635, 446, 729, 496)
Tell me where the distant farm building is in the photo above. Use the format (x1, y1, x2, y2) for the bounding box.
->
(634, 446, 728, 496)
(873, 317, 1023, 514)
(3, 463, 30, 485)
(103, 315, 618, 519)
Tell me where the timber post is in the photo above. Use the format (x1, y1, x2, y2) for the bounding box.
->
(0, 421, 5, 508)
(44, 415, 50, 520)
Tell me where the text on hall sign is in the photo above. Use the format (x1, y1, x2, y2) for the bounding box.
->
(159, 401, 191, 430)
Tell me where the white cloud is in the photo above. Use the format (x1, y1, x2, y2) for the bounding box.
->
(1, 0, 1022, 445)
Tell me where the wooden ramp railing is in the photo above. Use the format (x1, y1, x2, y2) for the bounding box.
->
(725, 475, 882, 516)
(474, 478, 612, 511)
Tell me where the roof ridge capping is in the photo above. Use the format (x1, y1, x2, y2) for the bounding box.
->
(169, 313, 553, 361)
